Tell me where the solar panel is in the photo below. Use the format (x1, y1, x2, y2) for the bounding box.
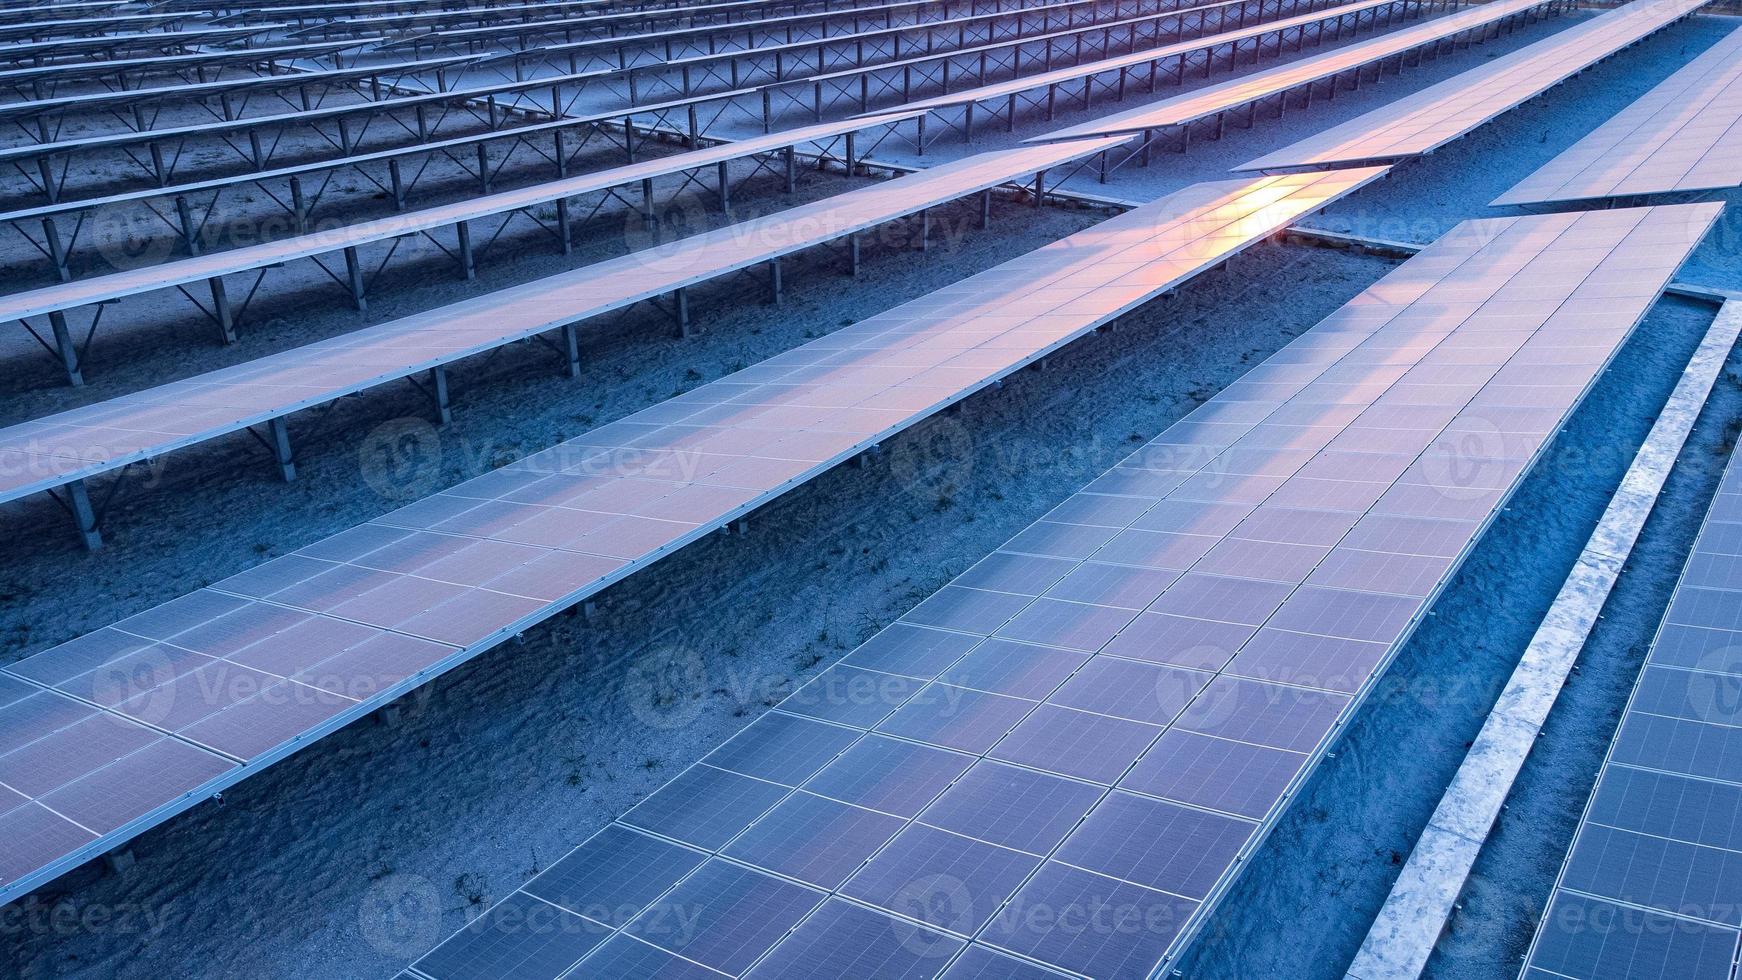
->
(0, 55, 482, 130)
(0, 41, 365, 94)
(410, 202, 1721, 980)
(1239, 0, 1711, 171)
(1029, 0, 1557, 143)
(469, 0, 1161, 78)
(1494, 25, 1742, 206)
(0, 134, 1114, 506)
(0, 25, 274, 63)
(1521, 319, 1742, 979)
(887, 0, 1398, 115)
(0, 168, 1382, 908)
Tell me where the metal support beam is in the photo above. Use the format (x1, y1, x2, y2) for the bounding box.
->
(561, 322, 581, 378)
(267, 416, 295, 481)
(210, 277, 236, 343)
(430, 365, 451, 424)
(456, 220, 475, 280)
(48, 309, 82, 386)
(342, 246, 367, 311)
(66, 478, 101, 551)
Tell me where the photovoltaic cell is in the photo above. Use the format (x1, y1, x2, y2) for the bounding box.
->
(1522, 353, 1742, 978)
(723, 792, 906, 889)
(745, 898, 963, 979)
(623, 861, 822, 974)
(917, 760, 1102, 855)
(414, 892, 608, 980)
(420, 204, 1719, 979)
(522, 825, 707, 920)
(839, 824, 1040, 934)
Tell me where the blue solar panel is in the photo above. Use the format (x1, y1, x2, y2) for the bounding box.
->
(916, 761, 1100, 855)
(522, 825, 706, 921)
(723, 792, 905, 889)
(415, 892, 608, 980)
(415, 205, 1721, 980)
(747, 898, 964, 979)
(1522, 352, 1742, 978)
(623, 861, 822, 974)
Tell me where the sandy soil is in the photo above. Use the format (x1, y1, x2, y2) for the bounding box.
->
(0, 8, 1738, 980)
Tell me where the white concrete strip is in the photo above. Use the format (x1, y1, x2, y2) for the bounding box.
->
(1344, 299, 1742, 980)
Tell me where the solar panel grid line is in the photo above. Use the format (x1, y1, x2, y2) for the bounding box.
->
(408, 203, 1719, 980)
(1238, 0, 1716, 172)
(0, 169, 1380, 910)
(0, 135, 1124, 511)
(1027, 0, 1561, 144)
(269, 0, 680, 37)
(0, 107, 933, 328)
(261, 0, 853, 37)
(1493, 24, 1742, 206)
(1521, 388, 1742, 979)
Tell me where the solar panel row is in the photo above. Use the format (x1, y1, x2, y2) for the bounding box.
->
(1494, 23, 1742, 206)
(463, 0, 1146, 78)
(0, 0, 1340, 196)
(1348, 298, 1742, 980)
(0, 134, 1120, 507)
(1239, 0, 1713, 171)
(1522, 306, 1742, 980)
(409, 203, 1722, 980)
(885, 0, 1399, 116)
(0, 168, 1382, 907)
(1029, 0, 1561, 142)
